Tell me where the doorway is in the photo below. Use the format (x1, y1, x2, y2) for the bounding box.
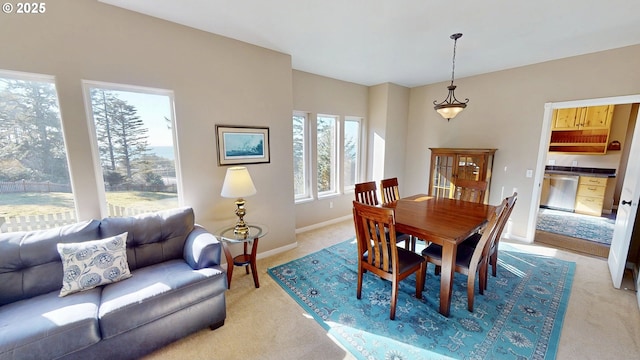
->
(529, 96, 640, 259)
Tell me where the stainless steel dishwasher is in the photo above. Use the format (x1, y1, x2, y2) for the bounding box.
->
(540, 173, 579, 212)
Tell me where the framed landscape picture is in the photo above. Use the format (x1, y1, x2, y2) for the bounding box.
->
(216, 125, 270, 165)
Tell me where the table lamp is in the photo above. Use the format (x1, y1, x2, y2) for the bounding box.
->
(221, 166, 257, 236)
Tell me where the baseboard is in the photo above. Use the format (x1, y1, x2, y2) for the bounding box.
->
(295, 215, 352, 234)
(256, 242, 298, 260)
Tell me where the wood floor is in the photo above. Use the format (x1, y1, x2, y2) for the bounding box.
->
(535, 229, 610, 258)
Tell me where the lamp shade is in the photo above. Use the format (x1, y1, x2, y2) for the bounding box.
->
(220, 166, 257, 198)
(435, 104, 466, 120)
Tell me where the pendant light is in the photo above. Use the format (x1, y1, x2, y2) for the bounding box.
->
(433, 33, 469, 121)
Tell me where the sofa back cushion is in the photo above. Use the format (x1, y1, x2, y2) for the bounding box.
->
(0, 220, 101, 306)
(99, 207, 195, 271)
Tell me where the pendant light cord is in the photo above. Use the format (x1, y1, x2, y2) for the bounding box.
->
(450, 37, 458, 86)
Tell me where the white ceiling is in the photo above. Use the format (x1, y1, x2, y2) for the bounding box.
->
(99, 0, 640, 88)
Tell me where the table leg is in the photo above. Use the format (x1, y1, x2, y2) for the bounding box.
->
(243, 242, 250, 274)
(439, 241, 457, 317)
(222, 242, 234, 289)
(250, 238, 260, 288)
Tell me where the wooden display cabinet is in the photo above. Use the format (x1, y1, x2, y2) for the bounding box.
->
(428, 148, 496, 204)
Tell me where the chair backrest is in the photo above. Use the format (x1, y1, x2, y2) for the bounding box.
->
(469, 198, 508, 267)
(355, 181, 379, 205)
(492, 192, 518, 246)
(352, 201, 398, 273)
(453, 179, 488, 203)
(380, 177, 400, 204)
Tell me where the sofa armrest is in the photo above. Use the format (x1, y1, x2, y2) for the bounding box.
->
(183, 225, 222, 269)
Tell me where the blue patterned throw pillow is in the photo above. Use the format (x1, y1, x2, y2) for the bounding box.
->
(57, 232, 131, 297)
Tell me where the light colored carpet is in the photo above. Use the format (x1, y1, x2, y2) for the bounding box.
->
(144, 220, 640, 360)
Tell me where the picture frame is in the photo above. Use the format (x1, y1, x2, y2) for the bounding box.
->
(215, 125, 270, 166)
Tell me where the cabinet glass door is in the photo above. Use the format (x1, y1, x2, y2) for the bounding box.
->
(457, 155, 484, 181)
(432, 155, 454, 198)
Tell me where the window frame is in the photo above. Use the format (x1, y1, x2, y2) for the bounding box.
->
(342, 116, 364, 192)
(316, 114, 340, 198)
(0, 68, 78, 227)
(293, 111, 312, 202)
(81, 80, 182, 218)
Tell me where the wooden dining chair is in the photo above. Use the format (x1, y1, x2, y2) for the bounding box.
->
(462, 192, 518, 280)
(421, 198, 507, 312)
(355, 181, 412, 250)
(352, 201, 426, 320)
(380, 177, 424, 251)
(453, 179, 488, 204)
(355, 181, 379, 205)
(380, 177, 400, 204)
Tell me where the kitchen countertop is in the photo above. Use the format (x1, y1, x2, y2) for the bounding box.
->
(545, 165, 616, 178)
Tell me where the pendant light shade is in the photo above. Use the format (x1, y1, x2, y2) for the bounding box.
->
(433, 33, 469, 121)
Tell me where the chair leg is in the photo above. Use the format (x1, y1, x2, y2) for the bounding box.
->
(467, 272, 476, 312)
(479, 264, 487, 295)
(491, 252, 498, 277)
(390, 279, 398, 320)
(415, 262, 426, 299)
(357, 266, 363, 300)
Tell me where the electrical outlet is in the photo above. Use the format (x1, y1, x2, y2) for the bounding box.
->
(572, 160, 578, 166)
(526, 169, 533, 178)
(548, 159, 556, 165)
(329, 201, 333, 209)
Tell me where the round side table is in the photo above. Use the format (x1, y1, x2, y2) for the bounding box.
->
(217, 224, 268, 289)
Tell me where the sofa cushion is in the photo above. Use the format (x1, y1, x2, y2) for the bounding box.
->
(98, 259, 226, 339)
(0, 220, 102, 307)
(99, 207, 195, 271)
(57, 232, 132, 297)
(0, 288, 101, 360)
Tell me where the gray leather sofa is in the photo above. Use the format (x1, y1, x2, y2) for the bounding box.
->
(0, 207, 227, 360)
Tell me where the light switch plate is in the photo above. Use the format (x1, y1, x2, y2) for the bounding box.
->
(526, 169, 533, 178)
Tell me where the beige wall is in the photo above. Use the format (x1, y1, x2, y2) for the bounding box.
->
(0, 0, 296, 253)
(383, 84, 410, 186)
(405, 45, 640, 240)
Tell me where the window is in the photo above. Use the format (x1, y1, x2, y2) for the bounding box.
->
(0, 70, 76, 232)
(343, 117, 362, 190)
(293, 112, 309, 200)
(316, 115, 338, 196)
(84, 82, 180, 217)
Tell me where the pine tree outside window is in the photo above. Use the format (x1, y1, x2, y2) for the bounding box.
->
(293, 112, 310, 201)
(316, 115, 338, 197)
(0, 70, 76, 232)
(84, 81, 180, 217)
(343, 117, 361, 190)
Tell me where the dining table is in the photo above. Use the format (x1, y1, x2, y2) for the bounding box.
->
(383, 194, 495, 317)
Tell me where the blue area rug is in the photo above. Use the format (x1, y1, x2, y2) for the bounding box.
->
(268, 239, 575, 360)
(536, 208, 614, 245)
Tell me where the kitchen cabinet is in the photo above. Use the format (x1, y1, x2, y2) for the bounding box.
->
(574, 176, 607, 216)
(428, 148, 496, 204)
(552, 108, 583, 130)
(551, 105, 613, 130)
(549, 105, 614, 154)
